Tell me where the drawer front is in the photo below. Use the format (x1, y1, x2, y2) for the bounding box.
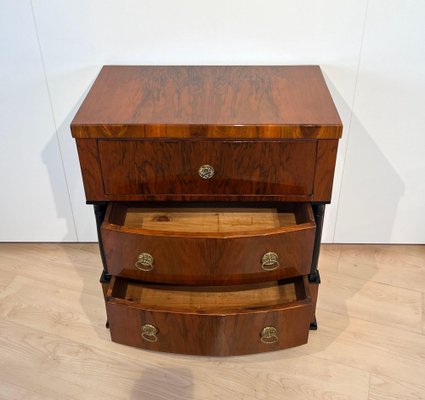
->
(105, 277, 312, 356)
(98, 140, 316, 197)
(101, 203, 316, 284)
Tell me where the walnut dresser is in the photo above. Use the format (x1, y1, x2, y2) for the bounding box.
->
(71, 66, 342, 356)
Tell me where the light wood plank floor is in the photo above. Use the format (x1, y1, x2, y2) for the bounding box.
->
(0, 243, 424, 400)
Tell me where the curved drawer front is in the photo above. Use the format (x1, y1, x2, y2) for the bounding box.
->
(101, 203, 316, 284)
(106, 276, 312, 356)
(98, 140, 316, 197)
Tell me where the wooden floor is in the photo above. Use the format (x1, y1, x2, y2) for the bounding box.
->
(0, 243, 424, 400)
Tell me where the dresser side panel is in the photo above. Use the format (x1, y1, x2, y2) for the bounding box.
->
(76, 138, 105, 201)
(312, 139, 339, 202)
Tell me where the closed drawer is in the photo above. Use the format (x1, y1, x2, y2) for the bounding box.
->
(106, 276, 312, 356)
(101, 202, 316, 284)
(98, 140, 316, 197)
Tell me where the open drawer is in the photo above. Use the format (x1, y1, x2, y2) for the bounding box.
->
(106, 276, 312, 356)
(101, 202, 316, 284)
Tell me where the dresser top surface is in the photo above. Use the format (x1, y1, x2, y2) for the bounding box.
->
(71, 65, 342, 139)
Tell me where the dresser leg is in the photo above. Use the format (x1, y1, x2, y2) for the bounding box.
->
(309, 203, 326, 329)
(100, 270, 111, 295)
(93, 203, 111, 328)
(101, 271, 110, 329)
(308, 270, 320, 330)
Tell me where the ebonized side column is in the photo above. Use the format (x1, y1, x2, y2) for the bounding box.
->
(92, 202, 110, 292)
(308, 203, 325, 330)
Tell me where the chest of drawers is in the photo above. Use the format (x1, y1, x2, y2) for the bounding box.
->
(71, 65, 342, 356)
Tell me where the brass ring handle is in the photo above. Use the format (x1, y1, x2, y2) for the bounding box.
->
(141, 324, 158, 342)
(198, 164, 215, 179)
(135, 252, 154, 271)
(261, 252, 280, 271)
(260, 326, 279, 344)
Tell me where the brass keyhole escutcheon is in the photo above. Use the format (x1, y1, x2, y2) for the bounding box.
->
(261, 252, 280, 271)
(141, 324, 158, 342)
(260, 326, 278, 344)
(198, 164, 215, 179)
(135, 252, 154, 271)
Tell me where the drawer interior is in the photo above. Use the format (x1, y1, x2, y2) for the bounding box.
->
(106, 202, 314, 234)
(108, 276, 309, 312)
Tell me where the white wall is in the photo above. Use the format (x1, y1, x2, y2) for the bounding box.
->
(0, 0, 76, 241)
(1, 0, 424, 243)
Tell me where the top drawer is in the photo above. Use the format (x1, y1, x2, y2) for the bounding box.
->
(98, 140, 316, 197)
(73, 67, 342, 202)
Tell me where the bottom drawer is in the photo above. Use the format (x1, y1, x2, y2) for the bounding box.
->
(105, 276, 312, 356)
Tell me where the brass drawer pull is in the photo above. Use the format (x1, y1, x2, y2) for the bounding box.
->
(135, 252, 154, 271)
(260, 326, 278, 344)
(141, 324, 158, 342)
(261, 252, 280, 271)
(198, 164, 215, 179)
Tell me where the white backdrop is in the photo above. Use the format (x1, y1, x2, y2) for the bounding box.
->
(1, 0, 424, 243)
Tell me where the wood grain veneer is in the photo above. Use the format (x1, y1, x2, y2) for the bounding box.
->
(101, 203, 316, 284)
(313, 139, 339, 202)
(73, 66, 341, 203)
(75, 138, 339, 202)
(75, 139, 104, 201)
(71, 66, 342, 140)
(71, 65, 343, 356)
(106, 276, 312, 356)
(98, 140, 316, 197)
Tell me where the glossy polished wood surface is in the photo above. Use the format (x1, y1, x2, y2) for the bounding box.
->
(71, 66, 342, 139)
(98, 140, 316, 197)
(313, 139, 339, 201)
(70, 65, 344, 356)
(106, 276, 312, 356)
(101, 203, 316, 284)
(75, 138, 104, 201)
(76, 138, 339, 202)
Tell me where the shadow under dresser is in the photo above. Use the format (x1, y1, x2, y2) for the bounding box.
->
(71, 65, 342, 356)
